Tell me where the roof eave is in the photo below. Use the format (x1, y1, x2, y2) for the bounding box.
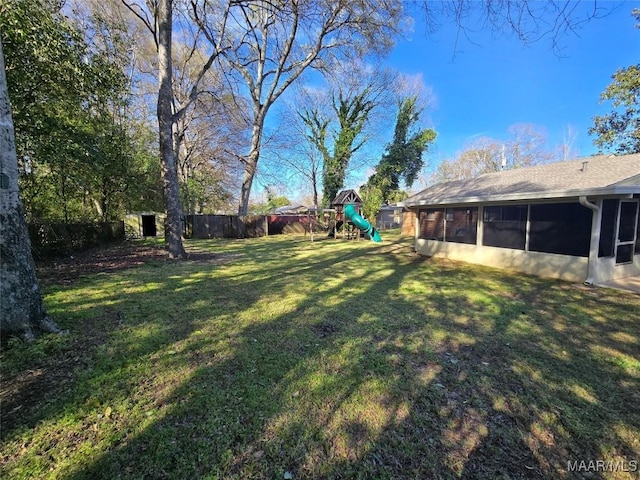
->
(399, 185, 639, 208)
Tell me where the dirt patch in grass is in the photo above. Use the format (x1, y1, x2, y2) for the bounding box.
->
(36, 241, 167, 285)
(312, 321, 341, 339)
(36, 241, 240, 286)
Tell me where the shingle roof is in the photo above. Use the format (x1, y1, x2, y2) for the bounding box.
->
(273, 204, 307, 214)
(379, 204, 403, 211)
(332, 189, 362, 205)
(401, 154, 640, 207)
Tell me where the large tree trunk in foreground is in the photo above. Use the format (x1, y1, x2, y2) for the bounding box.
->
(157, 0, 186, 258)
(0, 40, 61, 341)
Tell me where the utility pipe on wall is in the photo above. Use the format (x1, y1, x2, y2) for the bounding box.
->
(579, 196, 600, 286)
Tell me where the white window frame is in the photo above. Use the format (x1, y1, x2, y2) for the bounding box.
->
(615, 199, 639, 265)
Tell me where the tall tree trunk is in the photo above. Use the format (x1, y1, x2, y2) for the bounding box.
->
(311, 167, 318, 209)
(0, 41, 61, 341)
(238, 120, 263, 215)
(157, 0, 186, 258)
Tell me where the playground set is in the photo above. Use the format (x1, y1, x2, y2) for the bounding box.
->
(306, 189, 381, 243)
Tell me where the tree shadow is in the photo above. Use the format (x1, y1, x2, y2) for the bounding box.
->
(2, 234, 638, 479)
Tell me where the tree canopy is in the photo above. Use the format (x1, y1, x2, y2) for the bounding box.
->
(365, 96, 436, 203)
(1, 0, 159, 221)
(431, 124, 562, 184)
(588, 8, 640, 155)
(589, 63, 640, 155)
(0, 0, 628, 226)
(191, 0, 405, 214)
(300, 87, 378, 207)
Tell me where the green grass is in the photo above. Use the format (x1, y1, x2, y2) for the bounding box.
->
(1, 231, 639, 479)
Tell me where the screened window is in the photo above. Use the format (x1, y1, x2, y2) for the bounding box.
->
(598, 199, 618, 258)
(445, 207, 478, 244)
(617, 201, 639, 264)
(483, 205, 527, 250)
(616, 244, 634, 264)
(419, 208, 444, 240)
(618, 201, 638, 242)
(529, 203, 592, 257)
(636, 204, 640, 255)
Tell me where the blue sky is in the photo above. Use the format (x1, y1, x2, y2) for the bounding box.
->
(390, 1, 640, 164)
(263, 1, 639, 202)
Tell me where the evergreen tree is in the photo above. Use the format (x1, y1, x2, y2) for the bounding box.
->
(367, 97, 436, 203)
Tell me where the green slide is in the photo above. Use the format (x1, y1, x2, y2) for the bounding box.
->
(344, 204, 382, 242)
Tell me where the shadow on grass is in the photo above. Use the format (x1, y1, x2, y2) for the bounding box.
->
(1, 234, 638, 479)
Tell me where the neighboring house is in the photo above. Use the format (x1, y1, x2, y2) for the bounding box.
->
(398, 154, 640, 285)
(272, 204, 308, 215)
(376, 204, 403, 230)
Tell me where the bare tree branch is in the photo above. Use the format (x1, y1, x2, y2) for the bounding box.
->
(423, 0, 621, 57)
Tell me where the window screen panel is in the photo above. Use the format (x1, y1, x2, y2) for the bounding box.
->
(598, 199, 618, 258)
(616, 244, 634, 264)
(445, 207, 478, 244)
(482, 205, 527, 250)
(529, 203, 592, 257)
(419, 208, 444, 240)
(618, 201, 638, 242)
(636, 204, 640, 255)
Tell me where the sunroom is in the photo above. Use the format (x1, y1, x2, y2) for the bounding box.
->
(400, 154, 640, 285)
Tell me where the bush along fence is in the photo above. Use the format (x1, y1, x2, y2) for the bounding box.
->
(28, 221, 125, 260)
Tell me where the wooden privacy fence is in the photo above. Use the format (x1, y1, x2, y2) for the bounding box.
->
(267, 215, 320, 235)
(184, 215, 268, 239)
(28, 221, 125, 259)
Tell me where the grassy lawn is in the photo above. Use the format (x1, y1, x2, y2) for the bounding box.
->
(1, 230, 639, 479)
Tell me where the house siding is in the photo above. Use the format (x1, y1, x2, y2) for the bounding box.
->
(595, 255, 640, 282)
(401, 211, 416, 236)
(415, 238, 589, 282)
